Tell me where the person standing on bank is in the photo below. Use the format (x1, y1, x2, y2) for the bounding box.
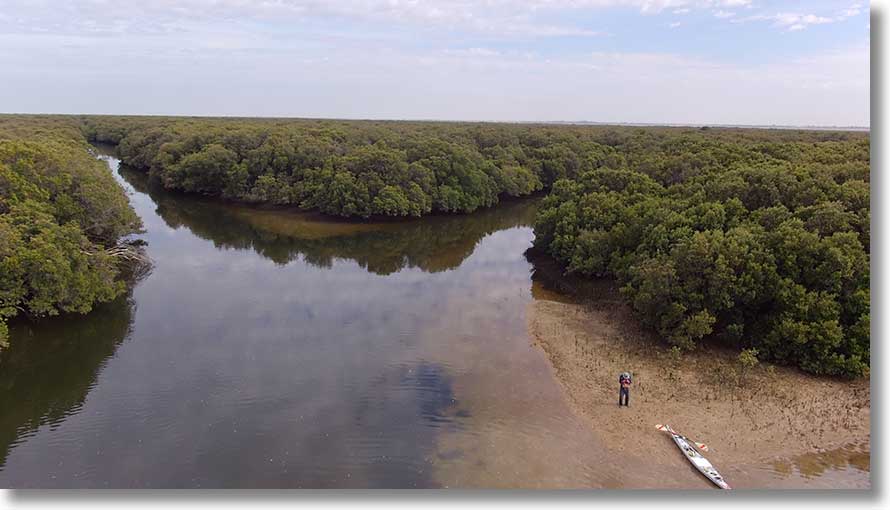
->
(619, 372, 632, 407)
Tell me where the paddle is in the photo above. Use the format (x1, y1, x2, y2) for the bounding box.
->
(655, 424, 710, 452)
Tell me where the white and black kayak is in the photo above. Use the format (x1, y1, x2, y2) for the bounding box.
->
(656, 424, 731, 490)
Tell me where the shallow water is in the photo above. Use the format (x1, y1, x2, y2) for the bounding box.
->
(0, 149, 869, 488)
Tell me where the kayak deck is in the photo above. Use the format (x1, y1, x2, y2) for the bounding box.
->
(657, 424, 731, 490)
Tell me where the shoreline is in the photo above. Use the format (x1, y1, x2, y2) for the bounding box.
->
(526, 287, 870, 488)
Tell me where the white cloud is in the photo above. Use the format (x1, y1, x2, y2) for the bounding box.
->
(669, 21, 682, 28)
(774, 13, 834, 30)
(0, 0, 764, 39)
(733, 3, 866, 32)
(840, 3, 863, 19)
(714, 10, 735, 19)
(443, 47, 502, 58)
(0, 1, 603, 40)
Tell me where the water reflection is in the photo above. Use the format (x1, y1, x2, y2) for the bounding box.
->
(0, 296, 134, 470)
(118, 165, 539, 275)
(526, 247, 620, 304)
(771, 444, 870, 480)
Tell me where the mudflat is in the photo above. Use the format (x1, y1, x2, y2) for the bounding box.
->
(527, 295, 870, 488)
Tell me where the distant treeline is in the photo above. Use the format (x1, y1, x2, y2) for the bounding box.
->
(533, 129, 870, 377)
(0, 116, 143, 345)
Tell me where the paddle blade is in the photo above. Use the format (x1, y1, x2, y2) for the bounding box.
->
(655, 424, 709, 451)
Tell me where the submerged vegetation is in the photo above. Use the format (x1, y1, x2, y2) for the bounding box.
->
(0, 115, 870, 379)
(0, 116, 143, 345)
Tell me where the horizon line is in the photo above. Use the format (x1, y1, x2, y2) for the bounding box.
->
(0, 111, 871, 132)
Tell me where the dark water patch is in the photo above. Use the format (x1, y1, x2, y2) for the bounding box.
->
(525, 247, 622, 305)
(0, 296, 134, 473)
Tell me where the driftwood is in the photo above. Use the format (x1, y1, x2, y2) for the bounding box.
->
(82, 240, 153, 282)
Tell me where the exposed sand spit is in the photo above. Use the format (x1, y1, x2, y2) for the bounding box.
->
(527, 298, 870, 488)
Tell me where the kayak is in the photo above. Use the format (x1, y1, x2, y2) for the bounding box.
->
(656, 424, 731, 490)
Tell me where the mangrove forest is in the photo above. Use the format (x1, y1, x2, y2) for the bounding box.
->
(0, 114, 870, 378)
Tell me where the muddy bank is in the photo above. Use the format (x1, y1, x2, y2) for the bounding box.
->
(527, 295, 870, 488)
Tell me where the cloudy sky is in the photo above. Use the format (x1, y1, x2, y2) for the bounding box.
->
(0, 1, 870, 126)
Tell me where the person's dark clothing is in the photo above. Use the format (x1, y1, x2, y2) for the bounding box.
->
(618, 373, 631, 406)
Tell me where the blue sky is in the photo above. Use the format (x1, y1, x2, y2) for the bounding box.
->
(0, 1, 870, 126)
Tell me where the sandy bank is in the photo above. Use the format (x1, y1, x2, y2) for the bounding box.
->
(527, 296, 870, 488)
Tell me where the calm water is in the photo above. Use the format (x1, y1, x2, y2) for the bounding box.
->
(0, 150, 869, 488)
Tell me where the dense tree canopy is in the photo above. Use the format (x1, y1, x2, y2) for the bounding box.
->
(532, 131, 870, 377)
(0, 116, 142, 346)
(1, 115, 871, 378)
(80, 116, 869, 221)
(80, 116, 584, 217)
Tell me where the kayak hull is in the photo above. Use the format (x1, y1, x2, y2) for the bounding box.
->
(658, 424, 731, 490)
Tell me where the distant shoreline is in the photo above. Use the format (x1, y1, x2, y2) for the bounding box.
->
(535, 121, 870, 132)
(0, 112, 870, 132)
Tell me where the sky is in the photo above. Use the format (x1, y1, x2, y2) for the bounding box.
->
(0, 0, 871, 126)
